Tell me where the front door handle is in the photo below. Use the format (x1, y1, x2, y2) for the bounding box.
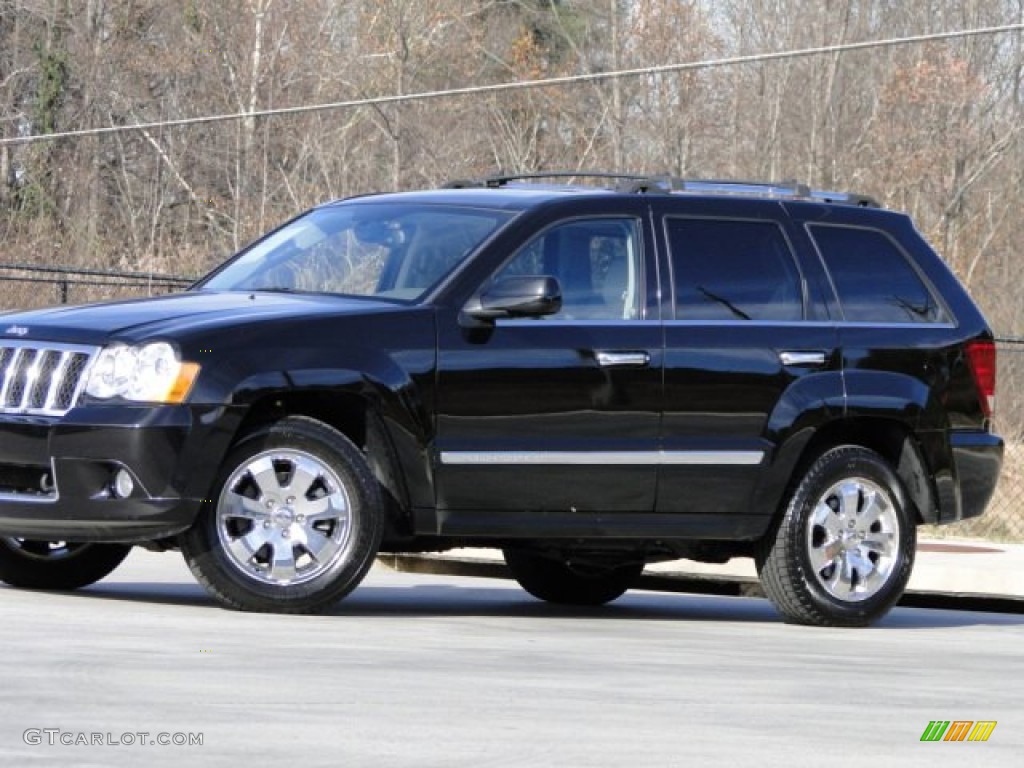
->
(779, 350, 827, 367)
(596, 351, 650, 368)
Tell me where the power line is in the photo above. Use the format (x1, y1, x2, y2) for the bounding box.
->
(2, 22, 1023, 148)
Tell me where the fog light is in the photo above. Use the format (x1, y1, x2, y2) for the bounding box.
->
(112, 469, 135, 499)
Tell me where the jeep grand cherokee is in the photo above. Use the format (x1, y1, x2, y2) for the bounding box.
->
(0, 174, 1003, 626)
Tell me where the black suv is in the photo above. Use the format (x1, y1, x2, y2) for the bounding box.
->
(0, 175, 1003, 626)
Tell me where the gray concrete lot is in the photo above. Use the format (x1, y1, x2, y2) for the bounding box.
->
(1, 550, 1022, 768)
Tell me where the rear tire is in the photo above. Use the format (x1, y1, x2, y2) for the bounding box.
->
(503, 548, 642, 606)
(181, 416, 384, 613)
(756, 445, 915, 627)
(0, 539, 131, 590)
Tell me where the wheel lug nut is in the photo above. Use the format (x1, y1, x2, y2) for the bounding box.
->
(286, 497, 295, 504)
(265, 500, 275, 509)
(296, 514, 305, 523)
(281, 529, 290, 539)
(263, 521, 271, 529)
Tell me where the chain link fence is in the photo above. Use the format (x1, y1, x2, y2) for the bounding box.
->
(0, 263, 192, 309)
(1, 266, 1022, 542)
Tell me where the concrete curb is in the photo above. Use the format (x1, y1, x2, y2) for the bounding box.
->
(378, 550, 1024, 615)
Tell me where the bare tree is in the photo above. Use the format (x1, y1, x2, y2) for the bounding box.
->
(0, 0, 1021, 341)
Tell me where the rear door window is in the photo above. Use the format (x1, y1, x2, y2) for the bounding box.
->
(665, 217, 803, 321)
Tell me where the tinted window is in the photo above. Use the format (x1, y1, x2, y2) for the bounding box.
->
(810, 225, 948, 323)
(666, 218, 802, 321)
(494, 218, 642, 320)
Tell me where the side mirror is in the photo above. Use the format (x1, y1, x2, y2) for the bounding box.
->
(462, 276, 562, 324)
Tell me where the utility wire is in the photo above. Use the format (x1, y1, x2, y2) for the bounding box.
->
(2, 22, 1023, 147)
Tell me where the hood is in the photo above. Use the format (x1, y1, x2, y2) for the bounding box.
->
(0, 291, 408, 345)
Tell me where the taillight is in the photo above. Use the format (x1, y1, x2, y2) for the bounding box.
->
(965, 339, 996, 419)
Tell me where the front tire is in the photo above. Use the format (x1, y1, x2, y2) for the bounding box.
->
(756, 445, 915, 627)
(0, 539, 131, 590)
(503, 548, 643, 606)
(181, 416, 384, 613)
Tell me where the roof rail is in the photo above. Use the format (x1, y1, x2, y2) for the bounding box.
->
(693, 179, 879, 207)
(445, 171, 651, 189)
(443, 172, 880, 207)
(803, 188, 880, 208)
(674, 179, 812, 197)
(638, 178, 880, 207)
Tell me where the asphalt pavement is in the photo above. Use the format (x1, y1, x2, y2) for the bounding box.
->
(0, 549, 1022, 767)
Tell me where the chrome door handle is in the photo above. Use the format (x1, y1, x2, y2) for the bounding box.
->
(779, 350, 827, 367)
(596, 351, 650, 368)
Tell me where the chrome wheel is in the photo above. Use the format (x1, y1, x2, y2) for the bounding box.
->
(757, 445, 914, 626)
(216, 448, 354, 587)
(806, 476, 899, 603)
(183, 417, 383, 613)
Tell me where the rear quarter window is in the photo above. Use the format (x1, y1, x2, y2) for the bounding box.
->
(809, 224, 949, 324)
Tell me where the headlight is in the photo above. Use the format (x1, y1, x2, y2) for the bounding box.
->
(85, 342, 200, 403)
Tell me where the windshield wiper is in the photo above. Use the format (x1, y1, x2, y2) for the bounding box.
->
(696, 285, 752, 321)
(251, 287, 306, 294)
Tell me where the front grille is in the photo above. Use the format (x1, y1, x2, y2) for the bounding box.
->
(0, 342, 97, 416)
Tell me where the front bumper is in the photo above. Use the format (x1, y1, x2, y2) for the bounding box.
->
(0, 404, 244, 542)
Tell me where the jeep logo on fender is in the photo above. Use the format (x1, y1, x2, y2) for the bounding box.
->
(4, 325, 29, 337)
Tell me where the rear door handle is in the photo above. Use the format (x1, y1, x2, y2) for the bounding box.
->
(779, 350, 827, 367)
(596, 351, 650, 368)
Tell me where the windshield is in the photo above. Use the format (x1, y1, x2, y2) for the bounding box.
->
(197, 203, 512, 301)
